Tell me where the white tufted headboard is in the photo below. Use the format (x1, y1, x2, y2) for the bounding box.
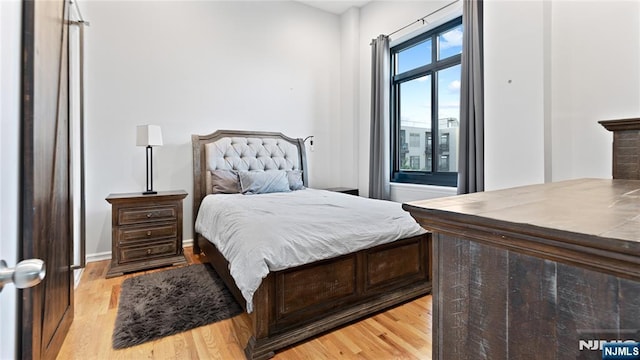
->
(191, 130, 308, 245)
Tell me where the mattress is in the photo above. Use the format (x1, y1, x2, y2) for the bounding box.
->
(194, 188, 427, 312)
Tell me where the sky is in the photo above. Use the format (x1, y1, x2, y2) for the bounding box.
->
(398, 24, 462, 130)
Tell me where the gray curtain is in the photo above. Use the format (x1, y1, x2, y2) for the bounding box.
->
(369, 35, 390, 200)
(458, 0, 484, 194)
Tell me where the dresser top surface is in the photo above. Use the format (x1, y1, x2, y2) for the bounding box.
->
(404, 178, 640, 244)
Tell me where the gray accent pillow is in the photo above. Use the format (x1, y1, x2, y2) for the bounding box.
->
(211, 170, 240, 194)
(239, 170, 291, 195)
(287, 170, 305, 191)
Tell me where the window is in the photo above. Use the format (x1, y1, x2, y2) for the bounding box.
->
(391, 17, 462, 187)
(409, 133, 420, 147)
(440, 133, 449, 152)
(410, 156, 420, 170)
(438, 155, 450, 172)
(425, 131, 432, 172)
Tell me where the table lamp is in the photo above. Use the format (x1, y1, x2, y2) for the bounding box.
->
(136, 125, 163, 195)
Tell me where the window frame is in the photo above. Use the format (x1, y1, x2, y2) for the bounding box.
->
(390, 16, 463, 187)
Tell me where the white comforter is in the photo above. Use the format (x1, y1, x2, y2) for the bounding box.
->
(194, 188, 427, 312)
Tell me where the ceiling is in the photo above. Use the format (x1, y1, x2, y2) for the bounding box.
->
(296, 0, 371, 15)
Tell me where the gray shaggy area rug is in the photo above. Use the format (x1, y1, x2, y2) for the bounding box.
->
(112, 264, 243, 349)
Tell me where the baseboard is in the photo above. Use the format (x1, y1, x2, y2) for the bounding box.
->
(73, 268, 84, 289)
(85, 239, 194, 263)
(86, 251, 111, 263)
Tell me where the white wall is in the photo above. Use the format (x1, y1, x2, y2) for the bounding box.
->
(339, 7, 360, 189)
(484, 0, 547, 190)
(550, 0, 640, 181)
(83, 1, 342, 255)
(82, 0, 640, 258)
(357, 0, 640, 195)
(485, 0, 640, 190)
(0, 1, 21, 358)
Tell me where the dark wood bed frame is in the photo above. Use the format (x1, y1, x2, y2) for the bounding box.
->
(192, 130, 432, 359)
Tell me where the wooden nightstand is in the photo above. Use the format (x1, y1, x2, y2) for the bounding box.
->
(324, 187, 359, 196)
(105, 190, 188, 278)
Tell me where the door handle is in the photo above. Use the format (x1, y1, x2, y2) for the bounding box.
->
(0, 259, 46, 293)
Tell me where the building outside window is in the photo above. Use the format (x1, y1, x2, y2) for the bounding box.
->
(440, 133, 450, 152)
(438, 154, 450, 172)
(399, 130, 409, 168)
(409, 133, 420, 147)
(391, 17, 462, 187)
(410, 156, 421, 170)
(425, 131, 432, 172)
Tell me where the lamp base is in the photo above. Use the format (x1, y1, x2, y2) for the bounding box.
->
(142, 190, 157, 195)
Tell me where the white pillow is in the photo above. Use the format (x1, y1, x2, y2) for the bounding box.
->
(286, 170, 305, 191)
(239, 170, 291, 195)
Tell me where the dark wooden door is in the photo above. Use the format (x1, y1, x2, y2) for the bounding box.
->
(21, 0, 74, 359)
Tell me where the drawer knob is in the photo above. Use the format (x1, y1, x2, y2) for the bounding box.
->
(146, 213, 153, 218)
(146, 231, 152, 236)
(146, 249, 152, 255)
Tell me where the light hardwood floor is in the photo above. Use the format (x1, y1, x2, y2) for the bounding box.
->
(57, 247, 433, 359)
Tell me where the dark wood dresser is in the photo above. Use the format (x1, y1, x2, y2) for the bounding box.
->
(600, 118, 640, 180)
(403, 179, 640, 360)
(105, 190, 188, 278)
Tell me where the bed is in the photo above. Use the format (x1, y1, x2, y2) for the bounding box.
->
(191, 130, 432, 359)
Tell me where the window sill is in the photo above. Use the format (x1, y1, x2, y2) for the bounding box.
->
(389, 182, 457, 203)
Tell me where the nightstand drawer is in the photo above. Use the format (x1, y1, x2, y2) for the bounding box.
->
(118, 205, 177, 225)
(119, 240, 178, 263)
(118, 223, 177, 244)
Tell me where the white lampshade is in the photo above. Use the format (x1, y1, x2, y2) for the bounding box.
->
(136, 125, 163, 147)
